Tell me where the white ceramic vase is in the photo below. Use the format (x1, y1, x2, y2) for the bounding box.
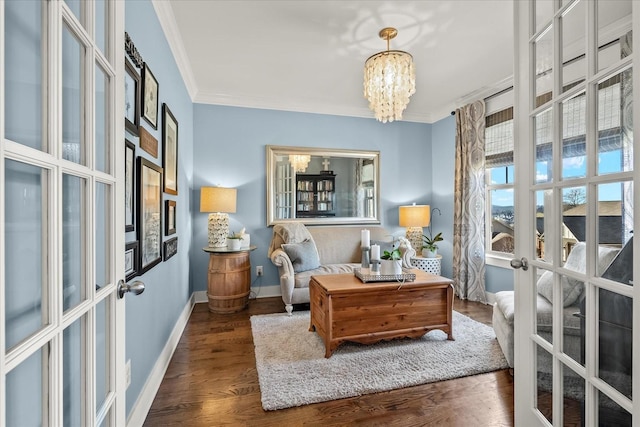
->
(227, 238, 242, 250)
(380, 259, 402, 275)
(422, 248, 438, 258)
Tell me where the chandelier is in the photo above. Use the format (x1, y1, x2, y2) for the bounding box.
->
(363, 27, 416, 123)
(289, 154, 311, 173)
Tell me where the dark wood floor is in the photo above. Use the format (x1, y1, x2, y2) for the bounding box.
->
(143, 297, 514, 426)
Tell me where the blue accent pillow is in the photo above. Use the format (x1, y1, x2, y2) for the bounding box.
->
(282, 239, 321, 273)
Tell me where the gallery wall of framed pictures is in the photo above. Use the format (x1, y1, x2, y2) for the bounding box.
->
(124, 32, 180, 281)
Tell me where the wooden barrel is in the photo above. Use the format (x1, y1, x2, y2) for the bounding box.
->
(207, 251, 251, 313)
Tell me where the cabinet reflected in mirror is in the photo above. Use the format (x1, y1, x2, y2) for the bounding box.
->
(266, 145, 380, 225)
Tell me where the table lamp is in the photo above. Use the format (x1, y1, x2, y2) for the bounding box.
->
(399, 204, 430, 253)
(200, 186, 237, 247)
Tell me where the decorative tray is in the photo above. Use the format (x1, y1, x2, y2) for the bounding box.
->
(354, 267, 416, 283)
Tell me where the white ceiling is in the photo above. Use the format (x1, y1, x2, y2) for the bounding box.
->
(153, 1, 515, 123)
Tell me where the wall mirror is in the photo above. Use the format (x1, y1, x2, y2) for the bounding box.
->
(266, 145, 380, 226)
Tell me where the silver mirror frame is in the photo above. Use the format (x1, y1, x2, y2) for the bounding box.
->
(266, 145, 381, 226)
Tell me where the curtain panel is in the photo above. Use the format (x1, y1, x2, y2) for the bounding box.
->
(453, 100, 487, 302)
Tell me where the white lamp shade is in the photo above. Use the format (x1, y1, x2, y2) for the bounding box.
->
(200, 187, 237, 213)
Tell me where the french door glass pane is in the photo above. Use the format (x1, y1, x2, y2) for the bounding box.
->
(4, 0, 44, 150)
(535, 108, 553, 183)
(6, 346, 44, 426)
(597, 1, 632, 73)
(597, 389, 631, 425)
(598, 70, 633, 175)
(561, 271, 583, 365)
(96, 297, 110, 415)
(561, 0, 585, 92)
(536, 267, 553, 345)
(562, 186, 587, 252)
(4, 160, 48, 351)
(536, 343, 553, 423)
(96, 182, 110, 288)
(62, 23, 85, 164)
(535, 190, 552, 260)
(64, 0, 84, 28)
(95, 63, 109, 173)
(64, 317, 85, 427)
(597, 182, 633, 267)
(95, 0, 107, 56)
(561, 93, 587, 180)
(597, 288, 632, 399)
(535, 28, 553, 109)
(63, 174, 86, 312)
(535, 0, 554, 34)
(562, 364, 585, 424)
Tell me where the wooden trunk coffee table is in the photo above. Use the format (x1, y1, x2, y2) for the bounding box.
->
(309, 269, 455, 358)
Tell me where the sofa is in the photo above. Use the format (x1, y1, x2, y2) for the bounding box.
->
(492, 242, 620, 369)
(268, 223, 416, 315)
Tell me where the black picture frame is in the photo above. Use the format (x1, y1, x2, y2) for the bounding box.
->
(163, 237, 178, 261)
(125, 241, 140, 281)
(137, 157, 163, 274)
(165, 200, 176, 235)
(142, 62, 159, 129)
(162, 103, 178, 195)
(124, 58, 140, 135)
(125, 139, 135, 232)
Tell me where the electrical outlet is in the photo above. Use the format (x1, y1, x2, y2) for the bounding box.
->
(125, 359, 131, 389)
(256, 265, 263, 276)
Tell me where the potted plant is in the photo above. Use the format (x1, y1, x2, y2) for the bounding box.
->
(380, 248, 403, 275)
(422, 231, 443, 258)
(226, 231, 244, 250)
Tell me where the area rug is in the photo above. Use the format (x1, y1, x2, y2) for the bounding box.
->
(251, 310, 509, 411)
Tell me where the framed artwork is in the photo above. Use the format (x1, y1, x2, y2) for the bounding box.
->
(137, 157, 163, 274)
(142, 62, 159, 129)
(125, 139, 135, 232)
(124, 58, 140, 135)
(163, 237, 178, 261)
(139, 125, 158, 158)
(162, 103, 178, 195)
(125, 241, 140, 281)
(165, 200, 176, 235)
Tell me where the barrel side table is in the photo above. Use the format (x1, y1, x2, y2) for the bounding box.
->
(203, 245, 256, 313)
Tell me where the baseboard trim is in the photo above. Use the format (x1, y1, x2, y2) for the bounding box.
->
(126, 294, 196, 427)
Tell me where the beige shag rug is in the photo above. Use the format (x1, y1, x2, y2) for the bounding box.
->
(251, 310, 508, 411)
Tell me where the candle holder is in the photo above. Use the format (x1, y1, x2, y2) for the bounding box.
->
(370, 259, 380, 274)
(361, 246, 370, 269)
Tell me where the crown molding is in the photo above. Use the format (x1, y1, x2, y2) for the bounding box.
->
(193, 91, 432, 124)
(152, 0, 199, 100)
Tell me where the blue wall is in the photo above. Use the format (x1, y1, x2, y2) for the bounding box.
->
(125, 0, 194, 416)
(190, 105, 433, 293)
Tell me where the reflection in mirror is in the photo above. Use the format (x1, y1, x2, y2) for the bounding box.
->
(266, 145, 380, 226)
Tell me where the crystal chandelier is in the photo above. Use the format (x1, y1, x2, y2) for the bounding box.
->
(289, 154, 311, 173)
(364, 27, 416, 123)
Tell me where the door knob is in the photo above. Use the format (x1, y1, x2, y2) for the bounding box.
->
(510, 257, 529, 271)
(117, 279, 145, 299)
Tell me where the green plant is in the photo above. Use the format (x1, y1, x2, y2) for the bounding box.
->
(228, 231, 244, 240)
(380, 248, 402, 260)
(422, 232, 443, 251)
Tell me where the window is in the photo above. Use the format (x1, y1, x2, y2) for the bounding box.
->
(485, 106, 515, 256)
(484, 73, 630, 261)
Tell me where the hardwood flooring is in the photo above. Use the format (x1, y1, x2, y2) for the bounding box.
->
(143, 297, 514, 427)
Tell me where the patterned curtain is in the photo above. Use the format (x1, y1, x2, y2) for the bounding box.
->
(453, 100, 487, 302)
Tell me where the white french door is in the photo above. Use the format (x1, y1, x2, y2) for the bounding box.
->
(1, 1, 126, 426)
(514, 0, 638, 425)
